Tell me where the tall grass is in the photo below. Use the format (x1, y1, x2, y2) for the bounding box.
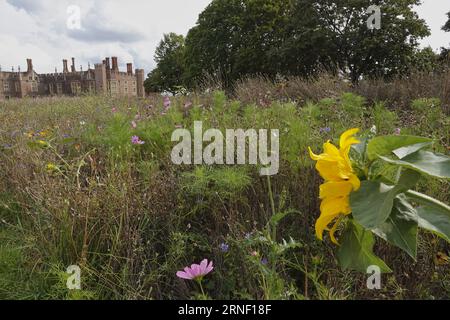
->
(0, 84, 449, 299)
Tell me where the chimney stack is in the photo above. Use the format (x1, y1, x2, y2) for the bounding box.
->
(127, 63, 133, 75)
(71, 57, 76, 72)
(26, 59, 33, 72)
(105, 57, 110, 70)
(111, 57, 118, 72)
(63, 59, 69, 73)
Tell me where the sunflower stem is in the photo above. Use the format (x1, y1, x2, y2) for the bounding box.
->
(406, 190, 450, 212)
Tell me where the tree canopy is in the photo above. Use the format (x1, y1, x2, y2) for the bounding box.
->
(146, 0, 432, 92)
(144, 33, 185, 94)
(443, 11, 450, 32)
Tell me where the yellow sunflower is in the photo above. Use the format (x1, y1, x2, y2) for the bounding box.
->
(308, 128, 361, 244)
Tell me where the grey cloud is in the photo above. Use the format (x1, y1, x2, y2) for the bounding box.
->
(65, 3, 146, 44)
(67, 25, 143, 43)
(6, 0, 43, 13)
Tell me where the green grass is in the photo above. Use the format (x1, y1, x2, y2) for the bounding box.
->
(0, 91, 449, 300)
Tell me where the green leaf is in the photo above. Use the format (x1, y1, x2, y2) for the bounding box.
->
(351, 137, 368, 158)
(372, 196, 418, 260)
(393, 141, 432, 159)
(396, 169, 421, 191)
(338, 220, 392, 273)
(367, 135, 432, 161)
(379, 150, 450, 179)
(351, 181, 401, 229)
(269, 209, 300, 227)
(416, 205, 450, 243)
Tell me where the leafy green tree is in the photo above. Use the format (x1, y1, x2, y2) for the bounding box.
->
(443, 11, 450, 32)
(411, 47, 439, 72)
(288, 0, 430, 82)
(441, 12, 450, 61)
(184, 0, 430, 86)
(184, 0, 293, 87)
(144, 33, 185, 94)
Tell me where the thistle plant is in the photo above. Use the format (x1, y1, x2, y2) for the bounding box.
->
(309, 129, 450, 272)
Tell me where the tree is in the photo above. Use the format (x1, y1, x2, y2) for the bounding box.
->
(144, 33, 185, 94)
(287, 0, 430, 82)
(443, 11, 450, 32)
(184, 0, 430, 86)
(441, 11, 450, 61)
(184, 0, 293, 88)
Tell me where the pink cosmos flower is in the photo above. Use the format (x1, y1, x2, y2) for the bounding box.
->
(184, 101, 193, 109)
(163, 96, 171, 109)
(176, 259, 213, 280)
(112, 107, 117, 113)
(131, 120, 137, 129)
(131, 135, 145, 145)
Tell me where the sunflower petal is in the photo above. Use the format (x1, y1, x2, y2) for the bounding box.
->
(339, 128, 360, 150)
(315, 213, 339, 241)
(319, 181, 353, 199)
(329, 216, 344, 245)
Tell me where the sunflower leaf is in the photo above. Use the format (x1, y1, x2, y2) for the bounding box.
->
(338, 220, 392, 273)
(372, 195, 418, 260)
(378, 150, 450, 180)
(351, 181, 402, 229)
(367, 135, 432, 161)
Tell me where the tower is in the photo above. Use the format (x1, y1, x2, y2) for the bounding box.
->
(26, 59, 33, 73)
(63, 59, 69, 73)
(94, 63, 107, 94)
(135, 68, 145, 98)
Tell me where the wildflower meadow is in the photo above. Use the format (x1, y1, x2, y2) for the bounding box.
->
(0, 83, 449, 300)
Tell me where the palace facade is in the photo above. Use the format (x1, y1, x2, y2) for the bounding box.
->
(0, 57, 145, 99)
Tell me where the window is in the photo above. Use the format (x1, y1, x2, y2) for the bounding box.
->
(3, 82, 10, 92)
(31, 82, 38, 92)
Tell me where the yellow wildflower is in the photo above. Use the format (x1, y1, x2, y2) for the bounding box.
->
(46, 163, 57, 172)
(37, 140, 48, 147)
(309, 128, 361, 244)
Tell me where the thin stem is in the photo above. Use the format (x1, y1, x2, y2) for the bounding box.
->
(197, 279, 205, 297)
(406, 190, 450, 212)
(266, 175, 276, 241)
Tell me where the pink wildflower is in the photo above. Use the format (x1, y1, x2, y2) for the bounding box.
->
(131, 120, 137, 129)
(131, 135, 145, 145)
(163, 96, 171, 109)
(176, 259, 213, 280)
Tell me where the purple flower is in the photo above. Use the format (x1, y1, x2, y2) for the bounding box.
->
(320, 127, 331, 133)
(395, 128, 401, 135)
(219, 243, 229, 253)
(131, 135, 145, 145)
(245, 232, 252, 240)
(261, 258, 268, 265)
(163, 96, 171, 109)
(176, 259, 213, 280)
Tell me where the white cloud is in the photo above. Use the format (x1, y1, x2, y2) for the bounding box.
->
(0, 0, 211, 74)
(0, 0, 448, 76)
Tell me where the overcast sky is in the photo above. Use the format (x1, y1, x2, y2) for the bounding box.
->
(0, 0, 449, 74)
